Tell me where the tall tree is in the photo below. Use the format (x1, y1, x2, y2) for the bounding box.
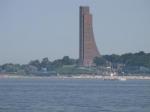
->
(29, 60, 41, 70)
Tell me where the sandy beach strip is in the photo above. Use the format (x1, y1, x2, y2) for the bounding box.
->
(0, 74, 150, 80)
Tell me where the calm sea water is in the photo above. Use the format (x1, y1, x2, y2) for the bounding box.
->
(0, 78, 150, 112)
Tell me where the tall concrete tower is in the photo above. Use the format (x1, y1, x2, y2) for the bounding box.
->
(79, 6, 100, 66)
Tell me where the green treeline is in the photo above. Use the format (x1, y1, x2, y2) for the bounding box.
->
(94, 51, 150, 74)
(0, 56, 77, 75)
(0, 51, 150, 75)
(94, 51, 150, 68)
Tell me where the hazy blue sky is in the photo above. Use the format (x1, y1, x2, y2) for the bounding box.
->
(0, 0, 150, 64)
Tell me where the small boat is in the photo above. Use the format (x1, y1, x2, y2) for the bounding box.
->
(118, 77, 126, 81)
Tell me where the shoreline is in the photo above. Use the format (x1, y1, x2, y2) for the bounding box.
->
(0, 74, 150, 80)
